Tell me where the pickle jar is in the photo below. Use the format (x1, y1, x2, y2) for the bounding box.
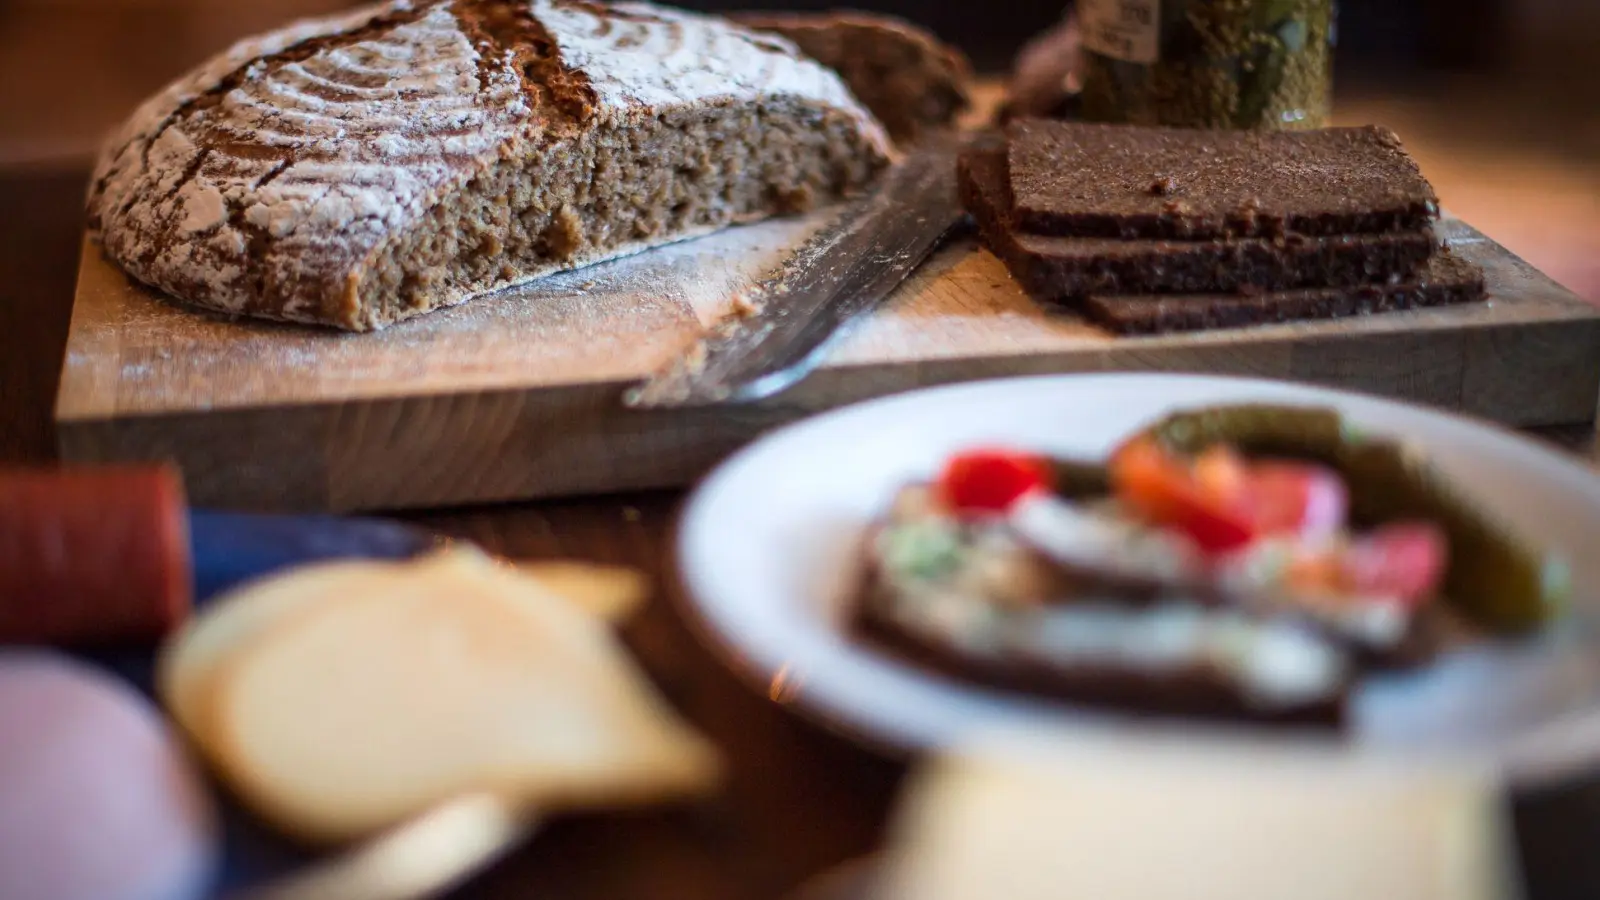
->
(1077, 0, 1336, 130)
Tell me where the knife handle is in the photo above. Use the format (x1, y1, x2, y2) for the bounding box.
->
(189, 510, 438, 604)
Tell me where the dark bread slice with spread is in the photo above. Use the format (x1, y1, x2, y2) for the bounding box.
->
(852, 602, 1347, 728)
(1081, 252, 1485, 335)
(960, 146, 1436, 297)
(1006, 119, 1441, 240)
(852, 507, 1349, 729)
(731, 11, 972, 146)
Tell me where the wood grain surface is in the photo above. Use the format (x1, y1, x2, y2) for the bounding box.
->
(55, 214, 1600, 513)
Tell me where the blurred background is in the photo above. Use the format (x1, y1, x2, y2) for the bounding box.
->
(1, 0, 1597, 459)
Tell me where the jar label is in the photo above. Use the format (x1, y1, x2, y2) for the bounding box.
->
(1080, 0, 1161, 65)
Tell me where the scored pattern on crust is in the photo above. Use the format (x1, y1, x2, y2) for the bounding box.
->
(86, 0, 887, 326)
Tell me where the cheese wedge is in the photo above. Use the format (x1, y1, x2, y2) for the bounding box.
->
(158, 547, 710, 844)
(876, 733, 1519, 900)
(156, 560, 397, 755)
(512, 561, 649, 624)
(203, 550, 717, 844)
(159, 547, 648, 756)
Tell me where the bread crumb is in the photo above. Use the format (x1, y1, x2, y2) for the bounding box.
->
(730, 292, 761, 317)
(683, 342, 709, 374)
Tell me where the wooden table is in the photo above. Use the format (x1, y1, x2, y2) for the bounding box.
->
(5, 174, 1600, 900)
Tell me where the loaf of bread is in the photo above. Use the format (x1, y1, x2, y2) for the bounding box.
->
(87, 0, 893, 331)
(730, 11, 972, 145)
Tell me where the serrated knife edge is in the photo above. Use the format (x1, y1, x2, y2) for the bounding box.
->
(623, 137, 967, 409)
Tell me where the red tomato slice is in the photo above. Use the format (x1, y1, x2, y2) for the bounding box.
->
(1340, 522, 1449, 605)
(1241, 463, 1350, 539)
(1110, 439, 1255, 554)
(937, 449, 1054, 514)
(1193, 445, 1250, 504)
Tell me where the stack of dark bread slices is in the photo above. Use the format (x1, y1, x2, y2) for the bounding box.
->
(960, 120, 1487, 335)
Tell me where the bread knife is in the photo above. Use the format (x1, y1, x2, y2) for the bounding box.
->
(623, 135, 969, 408)
(225, 794, 535, 900)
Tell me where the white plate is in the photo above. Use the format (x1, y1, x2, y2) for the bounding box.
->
(677, 374, 1600, 785)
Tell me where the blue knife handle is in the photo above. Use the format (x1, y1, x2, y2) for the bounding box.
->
(188, 511, 440, 605)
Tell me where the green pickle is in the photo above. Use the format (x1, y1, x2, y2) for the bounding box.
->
(881, 520, 964, 582)
(1133, 404, 1566, 632)
(1080, 0, 1335, 130)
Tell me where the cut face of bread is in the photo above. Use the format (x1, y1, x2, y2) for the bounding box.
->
(1079, 252, 1485, 334)
(194, 550, 717, 844)
(87, 0, 892, 331)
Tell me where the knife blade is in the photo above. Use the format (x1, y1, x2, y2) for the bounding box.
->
(623, 135, 968, 409)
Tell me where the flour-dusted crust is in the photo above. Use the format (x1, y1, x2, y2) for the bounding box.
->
(88, 0, 891, 330)
(730, 11, 973, 145)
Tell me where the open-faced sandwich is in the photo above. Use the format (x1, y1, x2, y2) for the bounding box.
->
(855, 404, 1568, 728)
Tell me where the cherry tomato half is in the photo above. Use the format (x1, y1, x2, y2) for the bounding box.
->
(937, 449, 1054, 515)
(1110, 439, 1255, 554)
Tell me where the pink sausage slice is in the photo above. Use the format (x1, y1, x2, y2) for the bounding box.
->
(0, 651, 217, 900)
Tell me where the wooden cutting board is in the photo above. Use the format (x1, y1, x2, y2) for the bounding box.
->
(55, 215, 1600, 513)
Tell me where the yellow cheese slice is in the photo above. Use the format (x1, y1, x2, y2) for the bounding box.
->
(159, 548, 714, 844)
(876, 733, 1518, 900)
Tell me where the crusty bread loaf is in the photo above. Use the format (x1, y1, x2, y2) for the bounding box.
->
(730, 11, 972, 145)
(87, 0, 892, 331)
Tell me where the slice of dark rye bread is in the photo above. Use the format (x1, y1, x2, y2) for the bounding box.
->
(852, 579, 1347, 729)
(960, 146, 1436, 297)
(1082, 253, 1485, 335)
(1006, 119, 1442, 240)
